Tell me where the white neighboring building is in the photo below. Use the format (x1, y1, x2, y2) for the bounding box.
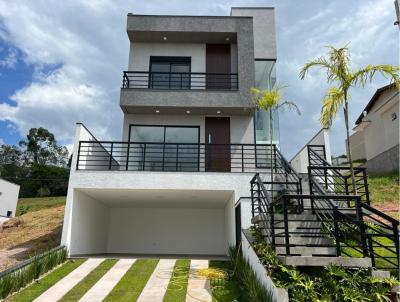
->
(61, 7, 278, 257)
(348, 83, 399, 174)
(0, 178, 20, 217)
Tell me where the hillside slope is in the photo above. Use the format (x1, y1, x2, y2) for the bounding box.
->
(0, 197, 65, 271)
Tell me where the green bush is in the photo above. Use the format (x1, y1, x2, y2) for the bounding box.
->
(250, 229, 398, 302)
(0, 246, 67, 299)
(228, 246, 275, 302)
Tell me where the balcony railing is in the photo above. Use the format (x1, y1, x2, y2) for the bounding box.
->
(76, 141, 273, 173)
(122, 71, 239, 90)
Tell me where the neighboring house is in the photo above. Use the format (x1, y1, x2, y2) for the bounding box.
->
(61, 7, 278, 257)
(0, 178, 20, 217)
(347, 83, 399, 174)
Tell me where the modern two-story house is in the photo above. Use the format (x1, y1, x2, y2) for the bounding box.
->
(61, 7, 278, 257)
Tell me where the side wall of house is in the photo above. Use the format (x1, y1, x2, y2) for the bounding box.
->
(69, 190, 110, 255)
(362, 88, 399, 161)
(0, 179, 20, 217)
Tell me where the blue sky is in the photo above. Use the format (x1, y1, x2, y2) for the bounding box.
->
(0, 0, 398, 157)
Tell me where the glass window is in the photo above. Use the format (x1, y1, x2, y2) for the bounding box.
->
(150, 57, 191, 89)
(129, 125, 199, 171)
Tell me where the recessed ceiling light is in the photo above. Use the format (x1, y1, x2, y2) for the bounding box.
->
(155, 110, 160, 113)
(163, 36, 167, 41)
(226, 37, 230, 41)
(186, 110, 191, 114)
(216, 110, 221, 114)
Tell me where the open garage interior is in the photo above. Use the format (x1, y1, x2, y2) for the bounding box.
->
(68, 188, 236, 257)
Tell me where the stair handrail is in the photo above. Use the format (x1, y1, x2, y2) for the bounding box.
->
(275, 147, 302, 181)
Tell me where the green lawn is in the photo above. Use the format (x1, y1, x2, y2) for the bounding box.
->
(7, 259, 86, 302)
(163, 259, 190, 302)
(59, 259, 118, 301)
(209, 260, 244, 302)
(368, 172, 399, 205)
(16, 196, 66, 216)
(103, 259, 159, 301)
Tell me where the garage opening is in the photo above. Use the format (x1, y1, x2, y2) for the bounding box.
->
(68, 189, 235, 257)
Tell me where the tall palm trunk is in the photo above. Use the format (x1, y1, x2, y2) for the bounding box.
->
(344, 100, 357, 195)
(269, 109, 274, 202)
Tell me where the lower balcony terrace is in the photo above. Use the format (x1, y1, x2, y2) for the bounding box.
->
(76, 141, 275, 173)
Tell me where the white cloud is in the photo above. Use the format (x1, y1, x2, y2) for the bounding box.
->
(0, 47, 17, 68)
(0, 138, 4, 145)
(0, 0, 397, 158)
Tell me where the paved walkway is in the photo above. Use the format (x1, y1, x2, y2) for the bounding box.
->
(137, 259, 176, 302)
(79, 258, 136, 302)
(186, 260, 212, 302)
(33, 258, 105, 302)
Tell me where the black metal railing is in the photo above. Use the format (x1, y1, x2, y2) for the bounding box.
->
(250, 145, 399, 270)
(122, 71, 239, 90)
(307, 145, 370, 205)
(76, 141, 275, 173)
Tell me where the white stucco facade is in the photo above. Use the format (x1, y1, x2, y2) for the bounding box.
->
(61, 124, 266, 256)
(0, 179, 20, 217)
(290, 128, 332, 173)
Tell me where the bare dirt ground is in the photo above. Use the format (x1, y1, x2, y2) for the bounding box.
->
(0, 205, 64, 271)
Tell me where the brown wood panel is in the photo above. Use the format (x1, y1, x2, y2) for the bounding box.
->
(205, 117, 231, 172)
(206, 44, 231, 89)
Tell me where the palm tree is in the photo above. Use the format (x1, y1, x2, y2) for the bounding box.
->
(300, 45, 399, 194)
(251, 86, 300, 200)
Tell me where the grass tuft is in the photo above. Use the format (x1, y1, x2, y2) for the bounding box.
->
(103, 259, 159, 302)
(163, 259, 190, 302)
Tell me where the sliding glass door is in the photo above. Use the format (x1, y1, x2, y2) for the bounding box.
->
(128, 125, 199, 171)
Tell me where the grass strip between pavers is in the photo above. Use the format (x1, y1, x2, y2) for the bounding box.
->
(58, 259, 118, 302)
(163, 259, 190, 302)
(209, 260, 244, 302)
(7, 259, 86, 302)
(103, 259, 159, 302)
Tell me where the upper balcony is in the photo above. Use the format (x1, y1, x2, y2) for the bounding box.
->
(120, 14, 256, 115)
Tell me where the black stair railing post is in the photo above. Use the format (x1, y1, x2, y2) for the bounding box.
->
(125, 142, 130, 171)
(308, 166, 315, 214)
(241, 144, 244, 172)
(393, 221, 400, 266)
(283, 196, 290, 255)
(270, 203, 275, 251)
(333, 205, 341, 256)
(355, 199, 368, 257)
(250, 181, 255, 218)
(76, 141, 81, 170)
(363, 169, 370, 205)
(108, 142, 114, 170)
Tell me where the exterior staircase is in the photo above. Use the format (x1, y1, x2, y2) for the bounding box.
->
(248, 144, 399, 269)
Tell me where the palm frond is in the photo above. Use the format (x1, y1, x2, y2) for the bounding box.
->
(276, 101, 301, 115)
(250, 86, 283, 111)
(299, 57, 333, 79)
(351, 65, 400, 87)
(320, 87, 345, 128)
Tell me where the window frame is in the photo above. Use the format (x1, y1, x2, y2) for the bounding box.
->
(149, 56, 192, 89)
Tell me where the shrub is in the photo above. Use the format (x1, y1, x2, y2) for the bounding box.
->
(228, 246, 275, 302)
(0, 246, 67, 299)
(250, 229, 399, 302)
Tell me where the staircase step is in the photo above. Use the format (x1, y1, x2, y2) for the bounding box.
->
(277, 256, 372, 267)
(275, 246, 337, 256)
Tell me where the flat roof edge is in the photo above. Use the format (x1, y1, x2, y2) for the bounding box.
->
(127, 13, 252, 19)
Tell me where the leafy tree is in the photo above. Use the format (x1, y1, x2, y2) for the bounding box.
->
(300, 45, 399, 194)
(0, 144, 22, 166)
(19, 127, 69, 166)
(251, 86, 300, 200)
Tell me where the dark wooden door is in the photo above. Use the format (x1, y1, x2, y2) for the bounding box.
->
(206, 44, 231, 89)
(205, 117, 231, 172)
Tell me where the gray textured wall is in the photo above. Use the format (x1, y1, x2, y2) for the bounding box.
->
(367, 144, 399, 174)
